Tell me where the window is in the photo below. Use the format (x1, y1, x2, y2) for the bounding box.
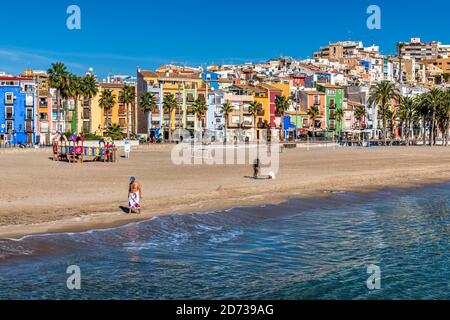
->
(39, 98, 48, 107)
(5, 92, 14, 104)
(26, 108, 33, 121)
(243, 116, 252, 125)
(6, 120, 13, 133)
(5, 107, 13, 119)
(186, 93, 195, 102)
(326, 89, 335, 96)
(119, 118, 126, 127)
(313, 95, 320, 104)
(231, 115, 240, 124)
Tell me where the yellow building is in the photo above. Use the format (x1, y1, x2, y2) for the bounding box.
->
(268, 83, 290, 99)
(78, 83, 136, 137)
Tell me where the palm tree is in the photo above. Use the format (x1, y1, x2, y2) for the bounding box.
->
(377, 104, 392, 145)
(354, 105, 366, 142)
(221, 102, 233, 143)
(275, 95, 290, 141)
(436, 91, 450, 146)
(422, 89, 444, 146)
(369, 81, 401, 144)
(118, 85, 136, 139)
(192, 96, 208, 136)
(248, 101, 263, 141)
(105, 123, 123, 140)
(81, 74, 98, 134)
(415, 94, 430, 146)
(99, 89, 116, 132)
(66, 75, 83, 133)
(48, 63, 69, 132)
(308, 106, 319, 138)
(397, 96, 416, 146)
(140, 92, 158, 135)
(162, 93, 177, 143)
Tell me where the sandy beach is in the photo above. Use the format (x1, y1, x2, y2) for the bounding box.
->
(0, 145, 449, 239)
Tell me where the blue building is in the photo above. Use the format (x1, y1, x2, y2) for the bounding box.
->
(206, 89, 224, 141)
(0, 77, 36, 145)
(202, 70, 220, 90)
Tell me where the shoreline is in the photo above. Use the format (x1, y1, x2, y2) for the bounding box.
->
(1, 146, 450, 239)
(1, 175, 449, 240)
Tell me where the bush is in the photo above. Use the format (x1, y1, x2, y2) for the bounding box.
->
(82, 133, 103, 141)
(105, 124, 124, 140)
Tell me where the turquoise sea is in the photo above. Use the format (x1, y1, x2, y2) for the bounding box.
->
(0, 183, 448, 300)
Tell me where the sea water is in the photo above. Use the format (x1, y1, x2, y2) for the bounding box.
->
(0, 183, 448, 300)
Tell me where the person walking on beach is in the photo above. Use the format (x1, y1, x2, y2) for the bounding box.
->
(128, 176, 142, 214)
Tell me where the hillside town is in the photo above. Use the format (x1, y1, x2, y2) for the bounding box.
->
(1, 37, 450, 146)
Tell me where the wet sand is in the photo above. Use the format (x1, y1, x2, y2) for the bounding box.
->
(1, 145, 449, 239)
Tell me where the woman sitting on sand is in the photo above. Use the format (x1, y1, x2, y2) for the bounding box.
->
(253, 158, 260, 179)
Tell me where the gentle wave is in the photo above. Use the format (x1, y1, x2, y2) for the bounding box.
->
(0, 182, 449, 299)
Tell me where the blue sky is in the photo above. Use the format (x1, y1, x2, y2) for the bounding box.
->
(0, 0, 449, 78)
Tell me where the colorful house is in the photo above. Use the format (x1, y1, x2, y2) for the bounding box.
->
(298, 90, 326, 130)
(78, 83, 136, 137)
(223, 85, 255, 141)
(21, 70, 54, 144)
(260, 84, 283, 129)
(317, 84, 345, 136)
(0, 77, 35, 145)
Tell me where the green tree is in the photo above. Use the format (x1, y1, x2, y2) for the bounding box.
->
(377, 104, 392, 145)
(422, 89, 444, 146)
(354, 105, 366, 142)
(140, 92, 158, 135)
(414, 94, 430, 146)
(81, 74, 98, 134)
(436, 91, 450, 146)
(118, 85, 136, 139)
(66, 75, 83, 132)
(162, 93, 177, 143)
(105, 123, 123, 140)
(192, 96, 208, 135)
(308, 106, 319, 138)
(221, 102, 234, 143)
(48, 63, 69, 132)
(248, 101, 263, 141)
(275, 95, 290, 141)
(99, 89, 116, 130)
(397, 96, 416, 145)
(369, 81, 401, 144)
